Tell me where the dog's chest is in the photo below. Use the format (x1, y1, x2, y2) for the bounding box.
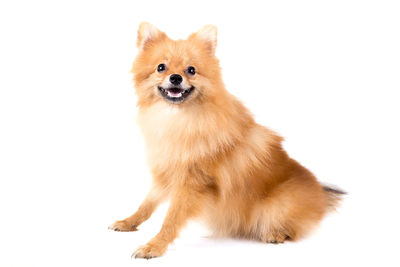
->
(138, 102, 190, 145)
(137, 103, 229, 169)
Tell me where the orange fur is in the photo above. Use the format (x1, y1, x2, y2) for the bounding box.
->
(109, 22, 344, 259)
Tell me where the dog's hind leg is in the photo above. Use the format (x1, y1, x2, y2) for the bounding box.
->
(253, 169, 327, 243)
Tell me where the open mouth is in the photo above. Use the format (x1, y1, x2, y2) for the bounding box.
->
(158, 86, 195, 103)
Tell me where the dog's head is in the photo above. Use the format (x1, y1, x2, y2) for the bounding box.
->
(132, 23, 223, 107)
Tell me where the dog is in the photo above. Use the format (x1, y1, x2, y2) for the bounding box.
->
(109, 22, 345, 259)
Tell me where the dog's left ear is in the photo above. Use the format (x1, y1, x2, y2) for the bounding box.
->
(189, 25, 218, 54)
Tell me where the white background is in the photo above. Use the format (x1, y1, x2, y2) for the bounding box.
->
(1, 0, 399, 266)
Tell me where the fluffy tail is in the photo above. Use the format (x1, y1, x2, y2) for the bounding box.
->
(322, 184, 346, 211)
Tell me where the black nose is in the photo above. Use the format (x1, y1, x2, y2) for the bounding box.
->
(169, 74, 183, 85)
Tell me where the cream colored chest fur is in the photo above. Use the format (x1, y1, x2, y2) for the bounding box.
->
(137, 102, 234, 172)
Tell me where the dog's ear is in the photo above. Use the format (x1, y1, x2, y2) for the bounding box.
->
(137, 22, 166, 50)
(189, 25, 218, 54)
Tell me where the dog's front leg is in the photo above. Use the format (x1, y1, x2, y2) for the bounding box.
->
(109, 185, 167, 232)
(132, 185, 204, 259)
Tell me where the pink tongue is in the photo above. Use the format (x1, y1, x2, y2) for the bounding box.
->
(168, 89, 182, 96)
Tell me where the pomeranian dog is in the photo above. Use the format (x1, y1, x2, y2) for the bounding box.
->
(109, 22, 345, 259)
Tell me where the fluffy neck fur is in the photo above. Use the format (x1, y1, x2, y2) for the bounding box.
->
(137, 88, 255, 172)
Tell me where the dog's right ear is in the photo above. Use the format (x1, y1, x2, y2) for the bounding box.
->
(137, 22, 166, 50)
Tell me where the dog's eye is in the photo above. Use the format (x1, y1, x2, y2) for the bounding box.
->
(157, 63, 166, 72)
(187, 66, 196, 75)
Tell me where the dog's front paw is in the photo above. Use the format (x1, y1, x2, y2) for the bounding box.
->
(132, 242, 167, 259)
(108, 220, 138, 232)
(263, 231, 289, 244)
